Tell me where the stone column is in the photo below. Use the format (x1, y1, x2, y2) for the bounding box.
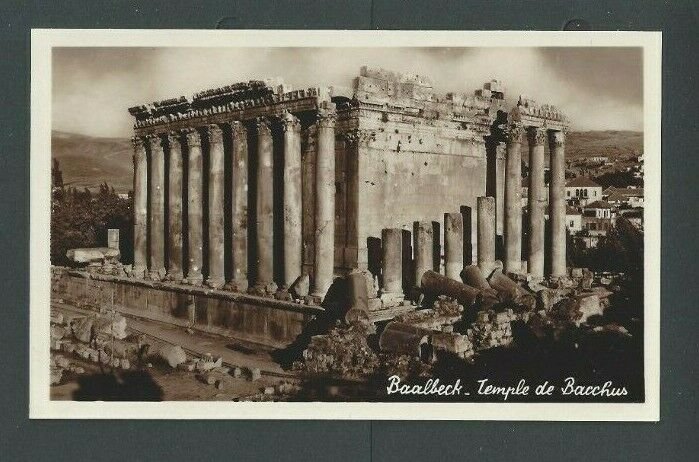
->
(527, 126, 547, 277)
(380, 228, 403, 301)
(255, 117, 275, 289)
(281, 111, 303, 288)
(311, 103, 337, 299)
(148, 134, 166, 280)
(206, 124, 225, 288)
(166, 132, 184, 282)
(185, 129, 204, 285)
(132, 137, 148, 278)
(228, 121, 248, 291)
(549, 130, 567, 277)
(477, 196, 496, 269)
(413, 221, 434, 288)
(504, 123, 524, 273)
(444, 212, 464, 281)
(107, 229, 120, 251)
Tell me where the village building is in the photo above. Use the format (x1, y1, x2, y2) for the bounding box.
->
(604, 186, 644, 208)
(565, 176, 603, 206)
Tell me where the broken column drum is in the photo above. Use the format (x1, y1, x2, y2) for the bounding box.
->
(477, 196, 496, 269)
(444, 212, 464, 281)
(255, 117, 275, 289)
(131, 137, 148, 278)
(148, 134, 166, 280)
(207, 124, 226, 288)
(381, 228, 403, 297)
(548, 130, 567, 277)
(281, 111, 303, 289)
(413, 221, 434, 288)
(504, 122, 524, 273)
(185, 129, 204, 285)
(527, 126, 547, 278)
(166, 132, 184, 281)
(312, 103, 337, 299)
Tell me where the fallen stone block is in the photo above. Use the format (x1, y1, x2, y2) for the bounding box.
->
(250, 368, 262, 381)
(487, 270, 521, 302)
(460, 265, 491, 290)
(159, 344, 187, 368)
(289, 273, 310, 298)
(66, 247, 120, 264)
(420, 270, 479, 308)
(379, 321, 433, 361)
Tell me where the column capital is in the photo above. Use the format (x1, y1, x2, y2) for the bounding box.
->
(316, 105, 337, 129)
(527, 126, 547, 146)
(131, 135, 146, 150)
(166, 131, 182, 145)
(255, 116, 272, 136)
(184, 128, 201, 147)
(230, 120, 247, 137)
(146, 133, 165, 151)
(548, 129, 566, 148)
(206, 124, 224, 144)
(505, 122, 525, 144)
(280, 110, 301, 132)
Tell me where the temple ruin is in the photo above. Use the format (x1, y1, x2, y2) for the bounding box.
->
(127, 66, 568, 303)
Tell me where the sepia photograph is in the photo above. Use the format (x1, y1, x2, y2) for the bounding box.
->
(30, 30, 660, 420)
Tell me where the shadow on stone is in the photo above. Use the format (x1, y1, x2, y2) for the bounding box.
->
(72, 370, 164, 401)
(271, 277, 349, 369)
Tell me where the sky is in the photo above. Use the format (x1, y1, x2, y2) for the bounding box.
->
(52, 47, 643, 138)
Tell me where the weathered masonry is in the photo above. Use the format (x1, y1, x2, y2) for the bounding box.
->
(128, 66, 569, 303)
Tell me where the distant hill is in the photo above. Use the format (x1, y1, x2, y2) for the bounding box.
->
(52, 131, 133, 193)
(51, 129, 643, 192)
(565, 130, 643, 159)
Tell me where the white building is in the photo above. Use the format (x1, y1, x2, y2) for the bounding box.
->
(566, 177, 603, 206)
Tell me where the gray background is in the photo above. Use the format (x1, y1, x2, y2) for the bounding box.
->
(1, 1, 697, 460)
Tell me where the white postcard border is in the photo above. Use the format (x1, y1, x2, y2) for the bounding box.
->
(30, 29, 661, 421)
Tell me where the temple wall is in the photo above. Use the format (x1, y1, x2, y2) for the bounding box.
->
(354, 115, 487, 272)
(53, 272, 318, 349)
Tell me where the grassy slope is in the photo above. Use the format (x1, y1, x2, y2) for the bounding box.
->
(51, 130, 643, 192)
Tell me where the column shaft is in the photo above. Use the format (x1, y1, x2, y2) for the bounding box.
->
(166, 132, 184, 281)
(228, 121, 248, 291)
(504, 123, 524, 273)
(477, 196, 496, 269)
(413, 221, 434, 287)
(444, 212, 464, 281)
(132, 137, 148, 278)
(185, 130, 204, 285)
(207, 125, 225, 288)
(312, 103, 337, 298)
(255, 117, 274, 288)
(549, 130, 567, 277)
(282, 111, 303, 288)
(148, 135, 166, 280)
(528, 127, 546, 277)
(381, 228, 403, 295)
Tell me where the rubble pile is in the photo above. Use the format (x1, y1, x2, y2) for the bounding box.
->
(294, 323, 379, 378)
(466, 309, 518, 351)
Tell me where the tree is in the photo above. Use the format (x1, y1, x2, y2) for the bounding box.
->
(51, 179, 134, 267)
